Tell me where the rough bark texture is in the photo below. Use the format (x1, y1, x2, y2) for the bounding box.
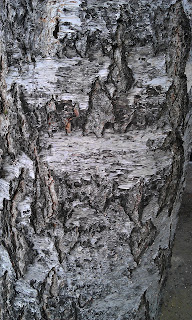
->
(0, 1, 192, 319)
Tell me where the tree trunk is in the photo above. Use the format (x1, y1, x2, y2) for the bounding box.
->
(0, 1, 192, 319)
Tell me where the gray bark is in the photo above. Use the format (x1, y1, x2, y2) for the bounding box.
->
(0, 0, 192, 319)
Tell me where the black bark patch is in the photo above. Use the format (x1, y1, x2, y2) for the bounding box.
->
(53, 18, 59, 39)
